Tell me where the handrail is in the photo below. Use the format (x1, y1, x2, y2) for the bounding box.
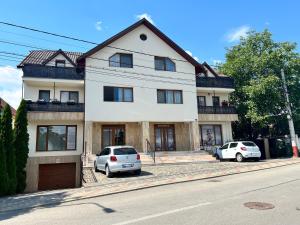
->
(146, 138, 155, 164)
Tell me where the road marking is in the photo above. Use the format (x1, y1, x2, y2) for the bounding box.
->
(112, 202, 211, 225)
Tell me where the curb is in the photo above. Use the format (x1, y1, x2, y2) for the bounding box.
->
(1, 160, 300, 213)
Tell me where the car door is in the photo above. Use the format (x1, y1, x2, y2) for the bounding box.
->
(219, 143, 229, 158)
(228, 142, 238, 158)
(98, 148, 110, 170)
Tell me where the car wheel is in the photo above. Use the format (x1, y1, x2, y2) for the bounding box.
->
(94, 161, 99, 172)
(236, 153, 243, 162)
(105, 165, 113, 178)
(215, 154, 220, 160)
(254, 158, 260, 162)
(134, 169, 141, 176)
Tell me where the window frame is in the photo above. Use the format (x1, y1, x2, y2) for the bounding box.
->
(55, 59, 66, 67)
(200, 124, 223, 146)
(38, 90, 50, 102)
(60, 91, 79, 103)
(197, 96, 206, 107)
(212, 96, 220, 107)
(157, 89, 183, 104)
(103, 86, 133, 102)
(36, 125, 77, 151)
(109, 53, 133, 68)
(154, 56, 176, 72)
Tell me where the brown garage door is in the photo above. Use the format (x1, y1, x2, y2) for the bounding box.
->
(38, 163, 76, 191)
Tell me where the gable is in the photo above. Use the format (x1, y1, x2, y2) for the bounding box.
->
(79, 19, 204, 74)
(45, 53, 75, 67)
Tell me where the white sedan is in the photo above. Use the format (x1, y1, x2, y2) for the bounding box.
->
(214, 141, 261, 162)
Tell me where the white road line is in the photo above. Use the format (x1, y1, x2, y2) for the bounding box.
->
(112, 202, 211, 225)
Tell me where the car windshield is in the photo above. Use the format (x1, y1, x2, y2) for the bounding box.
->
(242, 142, 256, 147)
(114, 148, 137, 155)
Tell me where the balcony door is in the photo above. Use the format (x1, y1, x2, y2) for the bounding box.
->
(154, 124, 176, 151)
(102, 125, 125, 148)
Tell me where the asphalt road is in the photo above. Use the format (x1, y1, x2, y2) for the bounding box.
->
(1, 163, 300, 225)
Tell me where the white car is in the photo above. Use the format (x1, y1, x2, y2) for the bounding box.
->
(214, 141, 261, 162)
(94, 145, 142, 177)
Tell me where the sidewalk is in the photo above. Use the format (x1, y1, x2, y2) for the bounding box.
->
(1, 158, 300, 213)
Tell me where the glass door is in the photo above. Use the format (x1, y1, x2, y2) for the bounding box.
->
(102, 125, 125, 148)
(155, 125, 175, 151)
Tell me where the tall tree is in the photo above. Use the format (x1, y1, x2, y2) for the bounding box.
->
(220, 30, 300, 139)
(1, 105, 17, 194)
(0, 110, 9, 196)
(14, 100, 29, 193)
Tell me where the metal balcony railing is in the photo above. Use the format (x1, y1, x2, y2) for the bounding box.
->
(26, 101, 85, 112)
(198, 106, 237, 114)
(22, 64, 84, 80)
(196, 77, 234, 89)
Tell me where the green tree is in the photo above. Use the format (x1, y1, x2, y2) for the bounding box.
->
(1, 105, 17, 194)
(14, 100, 29, 193)
(220, 30, 300, 139)
(0, 110, 9, 195)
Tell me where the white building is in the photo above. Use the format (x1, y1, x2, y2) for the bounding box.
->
(18, 19, 237, 192)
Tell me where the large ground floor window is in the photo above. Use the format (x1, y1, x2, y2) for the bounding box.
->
(200, 125, 222, 146)
(37, 125, 77, 151)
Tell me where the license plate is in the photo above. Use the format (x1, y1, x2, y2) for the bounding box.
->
(122, 164, 133, 168)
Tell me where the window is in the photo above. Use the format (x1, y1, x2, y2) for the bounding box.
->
(220, 143, 229, 150)
(103, 86, 133, 102)
(101, 148, 111, 156)
(114, 148, 137, 155)
(140, 34, 147, 41)
(36, 125, 77, 151)
(229, 143, 238, 148)
(197, 96, 206, 107)
(109, 53, 133, 68)
(157, 90, 182, 104)
(39, 90, 50, 102)
(60, 91, 79, 103)
(242, 141, 257, 147)
(200, 125, 222, 146)
(212, 96, 220, 106)
(154, 57, 175, 72)
(55, 60, 65, 67)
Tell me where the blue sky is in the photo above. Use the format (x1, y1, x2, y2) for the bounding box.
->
(0, 0, 300, 107)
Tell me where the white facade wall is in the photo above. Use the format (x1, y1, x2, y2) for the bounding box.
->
(85, 24, 198, 122)
(45, 54, 74, 67)
(24, 82, 84, 103)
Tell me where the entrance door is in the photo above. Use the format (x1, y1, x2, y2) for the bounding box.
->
(155, 124, 175, 151)
(102, 125, 125, 148)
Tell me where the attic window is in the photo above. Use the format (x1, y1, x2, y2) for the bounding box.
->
(140, 34, 147, 41)
(55, 60, 65, 67)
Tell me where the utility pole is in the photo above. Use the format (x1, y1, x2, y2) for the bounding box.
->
(281, 69, 298, 157)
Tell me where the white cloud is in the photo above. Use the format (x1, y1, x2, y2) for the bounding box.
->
(95, 21, 102, 31)
(136, 13, 154, 24)
(0, 65, 22, 109)
(226, 25, 250, 42)
(185, 50, 199, 62)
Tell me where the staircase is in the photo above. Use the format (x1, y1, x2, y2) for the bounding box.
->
(140, 150, 216, 165)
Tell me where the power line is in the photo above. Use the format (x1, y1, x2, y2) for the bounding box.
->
(0, 21, 196, 63)
(0, 50, 197, 82)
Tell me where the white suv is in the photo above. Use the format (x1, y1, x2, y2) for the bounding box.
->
(214, 141, 261, 162)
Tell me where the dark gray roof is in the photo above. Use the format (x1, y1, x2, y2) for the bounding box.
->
(17, 49, 83, 68)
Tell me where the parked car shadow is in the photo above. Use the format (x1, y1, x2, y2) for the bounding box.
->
(98, 170, 153, 178)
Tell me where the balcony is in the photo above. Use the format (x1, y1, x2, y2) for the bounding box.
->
(198, 106, 237, 114)
(196, 77, 234, 89)
(26, 101, 85, 112)
(22, 64, 84, 80)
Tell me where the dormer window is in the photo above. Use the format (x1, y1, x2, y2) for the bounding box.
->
(154, 57, 176, 72)
(55, 60, 65, 67)
(109, 53, 133, 68)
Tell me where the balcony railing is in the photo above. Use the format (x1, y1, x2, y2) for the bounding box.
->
(196, 77, 234, 89)
(22, 64, 84, 80)
(26, 101, 85, 112)
(198, 106, 237, 114)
